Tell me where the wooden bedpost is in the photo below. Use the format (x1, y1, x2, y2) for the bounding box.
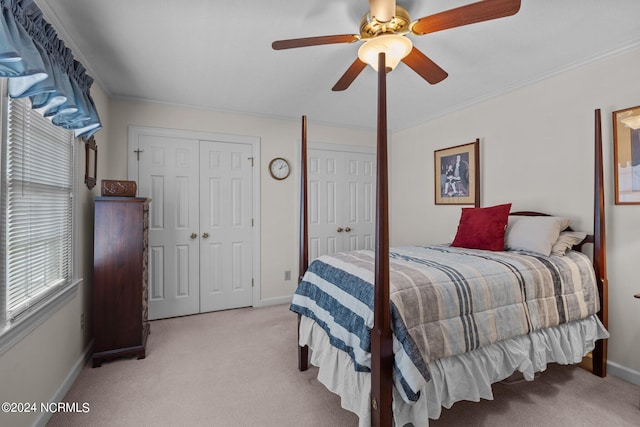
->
(592, 108, 608, 377)
(298, 115, 309, 372)
(370, 52, 394, 427)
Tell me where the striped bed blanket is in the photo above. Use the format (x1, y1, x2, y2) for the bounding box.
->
(290, 245, 600, 403)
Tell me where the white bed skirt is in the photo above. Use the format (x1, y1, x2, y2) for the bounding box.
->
(298, 314, 609, 427)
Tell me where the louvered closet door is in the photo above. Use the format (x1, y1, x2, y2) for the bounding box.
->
(308, 145, 376, 261)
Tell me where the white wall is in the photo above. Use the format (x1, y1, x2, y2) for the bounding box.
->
(106, 99, 375, 303)
(390, 46, 640, 380)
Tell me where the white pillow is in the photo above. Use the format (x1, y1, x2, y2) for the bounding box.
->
(504, 216, 570, 256)
(551, 231, 587, 256)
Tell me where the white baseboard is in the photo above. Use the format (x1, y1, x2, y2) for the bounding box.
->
(32, 340, 93, 427)
(608, 360, 640, 386)
(254, 295, 293, 308)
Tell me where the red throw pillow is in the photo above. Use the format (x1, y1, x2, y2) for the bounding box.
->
(451, 203, 512, 251)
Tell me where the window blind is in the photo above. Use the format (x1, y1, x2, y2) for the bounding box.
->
(5, 96, 74, 321)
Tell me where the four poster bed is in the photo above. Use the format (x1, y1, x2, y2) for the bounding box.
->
(292, 56, 609, 427)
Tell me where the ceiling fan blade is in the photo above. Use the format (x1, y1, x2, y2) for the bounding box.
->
(401, 47, 448, 84)
(411, 0, 521, 35)
(369, 0, 396, 22)
(332, 58, 367, 91)
(272, 34, 360, 50)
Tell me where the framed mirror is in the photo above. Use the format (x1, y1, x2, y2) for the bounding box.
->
(85, 136, 97, 189)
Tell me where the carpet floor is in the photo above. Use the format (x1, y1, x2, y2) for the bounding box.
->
(48, 304, 639, 426)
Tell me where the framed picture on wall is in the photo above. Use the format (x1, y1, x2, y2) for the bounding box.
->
(613, 105, 640, 204)
(434, 139, 480, 206)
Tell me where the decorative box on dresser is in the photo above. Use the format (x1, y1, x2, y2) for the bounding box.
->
(92, 196, 150, 368)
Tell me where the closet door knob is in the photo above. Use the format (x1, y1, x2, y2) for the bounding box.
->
(202, 232, 209, 238)
(190, 233, 197, 239)
(345, 227, 351, 232)
(337, 227, 343, 233)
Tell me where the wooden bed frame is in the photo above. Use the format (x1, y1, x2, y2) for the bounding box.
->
(297, 53, 608, 427)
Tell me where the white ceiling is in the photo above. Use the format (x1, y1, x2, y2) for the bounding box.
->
(37, 0, 640, 132)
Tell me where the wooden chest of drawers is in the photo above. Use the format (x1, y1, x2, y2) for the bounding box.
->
(92, 197, 150, 367)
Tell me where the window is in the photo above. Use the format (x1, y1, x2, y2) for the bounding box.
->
(1, 85, 77, 348)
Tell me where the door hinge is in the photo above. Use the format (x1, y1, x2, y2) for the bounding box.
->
(252, 218, 254, 227)
(248, 157, 254, 167)
(251, 278, 254, 288)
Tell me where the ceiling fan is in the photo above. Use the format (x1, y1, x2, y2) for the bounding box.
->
(272, 0, 521, 91)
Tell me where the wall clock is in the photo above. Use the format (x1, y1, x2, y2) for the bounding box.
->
(269, 157, 290, 180)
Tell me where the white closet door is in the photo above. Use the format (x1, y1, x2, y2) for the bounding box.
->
(134, 131, 255, 320)
(308, 145, 376, 261)
(342, 151, 375, 253)
(137, 135, 200, 320)
(199, 140, 254, 312)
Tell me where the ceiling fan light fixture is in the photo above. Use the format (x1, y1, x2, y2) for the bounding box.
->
(358, 34, 412, 72)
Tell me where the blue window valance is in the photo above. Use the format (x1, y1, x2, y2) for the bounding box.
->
(0, 0, 101, 138)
